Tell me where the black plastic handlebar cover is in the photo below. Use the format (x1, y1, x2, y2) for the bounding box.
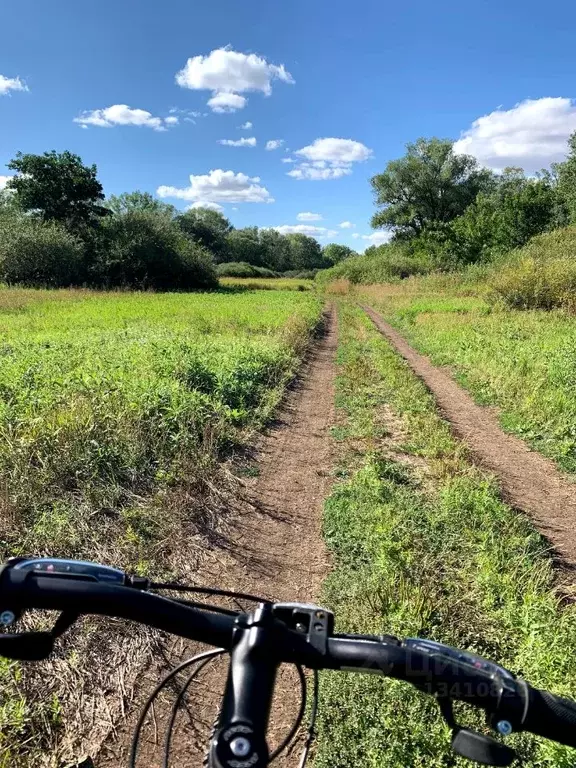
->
(0, 572, 236, 650)
(326, 637, 503, 705)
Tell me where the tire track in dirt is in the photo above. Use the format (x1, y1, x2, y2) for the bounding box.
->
(363, 305, 576, 572)
(97, 307, 337, 767)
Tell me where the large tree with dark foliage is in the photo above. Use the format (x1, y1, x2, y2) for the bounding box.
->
(226, 226, 266, 266)
(370, 137, 493, 239)
(176, 208, 232, 262)
(447, 167, 567, 263)
(286, 233, 325, 269)
(106, 190, 176, 218)
(94, 210, 216, 290)
(323, 243, 356, 264)
(259, 228, 293, 271)
(7, 150, 109, 230)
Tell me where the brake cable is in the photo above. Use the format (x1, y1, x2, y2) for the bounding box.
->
(298, 670, 319, 768)
(151, 582, 268, 605)
(129, 649, 225, 768)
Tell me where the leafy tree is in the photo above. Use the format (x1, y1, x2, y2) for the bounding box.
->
(106, 190, 176, 218)
(259, 229, 293, 271)
(286, 234, 325, 270)
(94, 210, 216, 290)
(0, 187, 22, 216)
(226, 227, 266, 266)
(370, 137, 493, 239)
(323, 243, 356, 264)
(6, 150, 109, 230)
(555, 131, 576, 223)
(177, 208, 232, 262)
(447, 168, 565, 264)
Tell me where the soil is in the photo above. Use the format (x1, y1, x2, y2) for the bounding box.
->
(97, 307, 338, 768)
(364, 305, 576, 575)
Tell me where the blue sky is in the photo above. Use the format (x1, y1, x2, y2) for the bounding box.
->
(2, 0, 576, 249)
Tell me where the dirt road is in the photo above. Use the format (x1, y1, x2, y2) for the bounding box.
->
(364, 305, 576, 572)
(98, 308, 337, 767)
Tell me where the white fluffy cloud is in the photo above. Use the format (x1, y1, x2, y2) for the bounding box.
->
(168, 108, 202, 123)
(187, 201, 224, 212)
(281, 157, 296, 164)
(239, 121, 253, 130)
(208, 92, 247, 113)
(454, 97, 576, 172)
(176, 47, 294, 113)
(296, 138, 373, 165)
(354, 231, 393, 247)
(218, 137, 257, 147)
(0, 175, 13, 190)
(273, 224, 337, 239)
(74, 104, 176, 131)
(266, 139, 284, 151)
(339, 221, 354, 228)
(288, 138, 372, 180)
(288, 165, 352, 180)
(157, 169, 273, 204)
(0, 75, 28, 95)
(297, 212, 323, 221)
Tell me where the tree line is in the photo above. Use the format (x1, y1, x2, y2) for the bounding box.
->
(0, 150, 357, 290)
(365, 134, 576, 274)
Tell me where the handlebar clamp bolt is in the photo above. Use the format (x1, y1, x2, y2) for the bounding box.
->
(230, 736, 252, 758)
(496, 720, 513, 736)
(0, 611, 15, 627)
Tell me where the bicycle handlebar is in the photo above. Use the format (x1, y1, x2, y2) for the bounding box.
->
(1, 557, 576, 764)
(523, 687, 576, 745)
(3, 572, 236, 648)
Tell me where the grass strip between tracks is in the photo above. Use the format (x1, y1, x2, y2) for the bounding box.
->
(314, 301, 576, 767)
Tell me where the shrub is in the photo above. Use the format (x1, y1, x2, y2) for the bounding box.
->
(0, 214, 84, 287)
(94, 210, 217, 290)
(179, 238, 219, 290)
(488, 226, 576, 310)
(253, 266, 279, 278)
(316, 244, 434, 285)
(283, 269, 318, 279)
(216, 262, 279, 278)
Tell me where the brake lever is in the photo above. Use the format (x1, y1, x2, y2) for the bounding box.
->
(0, 611, 79, 661)
(436, 696, 517, 766)
(0, 631, 55, 661)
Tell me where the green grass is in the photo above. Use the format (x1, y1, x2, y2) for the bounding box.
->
(0, 284, 321, 765)
(314, 302, 576, 767)
(0, 286, 320, 555)
(360, 280, 576, 475)
(219, 276, 313, 291)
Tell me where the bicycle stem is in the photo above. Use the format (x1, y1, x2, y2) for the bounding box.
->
(209, 603, 279, 768)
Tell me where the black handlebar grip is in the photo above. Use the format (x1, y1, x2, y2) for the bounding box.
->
(523, 687, 576, 748)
